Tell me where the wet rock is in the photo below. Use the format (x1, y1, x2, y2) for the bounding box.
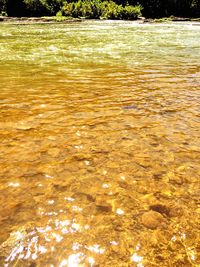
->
(141, 210, 166, 230)
(171, 17, 191, 21)
(143, 18, 154, 23)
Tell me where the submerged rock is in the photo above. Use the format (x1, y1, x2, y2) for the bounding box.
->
(95, 196, 113, 213)
(149, 203, 170, 216)
(141, 210, 166, 230)
(48, 148, 60, 157)
(149, 202, 183, 218)
(15, 123, 33, 130)
(122, 105, 138, 110)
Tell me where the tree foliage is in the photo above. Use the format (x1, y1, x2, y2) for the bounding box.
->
(140, 0, 200, 18)
(62, 0, 141, 19)
(0, 0, 65, 16)
(0, 0, 199, 18)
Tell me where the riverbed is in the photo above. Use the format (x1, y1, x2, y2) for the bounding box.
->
(0, 20, 200, 266)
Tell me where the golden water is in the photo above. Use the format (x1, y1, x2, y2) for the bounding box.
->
(0, 21, 200, 267)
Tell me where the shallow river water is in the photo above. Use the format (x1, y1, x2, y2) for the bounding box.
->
(0, 20, 200, 267)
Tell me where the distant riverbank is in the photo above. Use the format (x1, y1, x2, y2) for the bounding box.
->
(0, 16, 82, 24)
(0, 16, 200, 25)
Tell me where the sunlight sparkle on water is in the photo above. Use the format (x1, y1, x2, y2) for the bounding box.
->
(59, 252, 85, 267)
(72, 206, 83, 212)
(102, 183, 109, 188)
(110, 240, 118, 246)
(87, 257, 95, 266)
(131, 253, 144, 266)
(45, 174, 53, 179)
(116, 208, 125, 215)
(8, 182, 20, 187)
(64, 197, 75, 202)
(48, 200, 55, 205)
(86, 244, 105, 254)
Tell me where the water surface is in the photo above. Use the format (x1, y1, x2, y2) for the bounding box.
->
(0, 20, 200, 266)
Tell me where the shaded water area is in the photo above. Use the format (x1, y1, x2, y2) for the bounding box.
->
(0, 20, 200, 266)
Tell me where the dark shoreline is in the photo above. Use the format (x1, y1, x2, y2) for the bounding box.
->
(0, 16, 83, 24)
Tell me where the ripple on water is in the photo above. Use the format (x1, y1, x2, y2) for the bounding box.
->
(0, 21, 200, 267)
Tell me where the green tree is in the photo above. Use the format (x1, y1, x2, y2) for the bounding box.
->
(0, 0, 8, 14)
(6, 0, 26, 16)
(23, 0, 64, 16)
(139, 0, 200, 18)
(191, 0, 200, 16)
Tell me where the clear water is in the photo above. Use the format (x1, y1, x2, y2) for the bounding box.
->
(0, 20, 200, 267)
